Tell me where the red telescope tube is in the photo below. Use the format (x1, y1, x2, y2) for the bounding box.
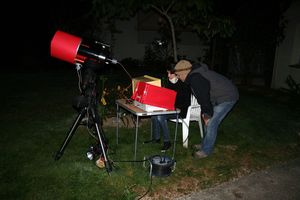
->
(50, 30, 84, 64)
(50, 30, 117, 65)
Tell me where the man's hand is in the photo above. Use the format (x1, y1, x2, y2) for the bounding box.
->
(201, 114, 210, 126)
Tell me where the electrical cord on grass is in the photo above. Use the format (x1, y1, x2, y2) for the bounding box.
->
(111, 157, 154, 199)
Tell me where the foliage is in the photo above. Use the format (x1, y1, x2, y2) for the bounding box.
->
(143, 39, 173, 68)
(50, 0, 93, 34)
(98, 75, 132, 118)
(88, 0, 138, 33)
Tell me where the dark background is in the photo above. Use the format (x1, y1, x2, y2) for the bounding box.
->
(3, 1, 78, 70)
(3, 0, 293, 75)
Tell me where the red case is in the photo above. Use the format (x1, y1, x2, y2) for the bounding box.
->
(131, 81, 177, 110)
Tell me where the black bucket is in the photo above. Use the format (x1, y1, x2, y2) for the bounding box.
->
(149, 155, 176, 177)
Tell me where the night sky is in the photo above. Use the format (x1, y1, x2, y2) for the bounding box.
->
(3, 1, 83, 70)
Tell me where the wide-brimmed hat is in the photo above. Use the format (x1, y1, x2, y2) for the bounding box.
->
(174, 60, 192, 72)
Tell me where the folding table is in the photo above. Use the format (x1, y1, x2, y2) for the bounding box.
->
(115, 99, 180, 160)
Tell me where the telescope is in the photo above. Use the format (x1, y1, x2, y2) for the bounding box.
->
(50, 30, 117, 66)
(50, 30, 113, 175)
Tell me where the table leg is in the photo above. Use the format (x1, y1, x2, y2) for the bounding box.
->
(150, 118, 153, 139)
(172, 112, 179, 159)
(116, 103, 119, 145)
(134, 115, 139, 161)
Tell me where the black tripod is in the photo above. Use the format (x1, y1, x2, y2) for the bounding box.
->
(54, 60, 112, 175)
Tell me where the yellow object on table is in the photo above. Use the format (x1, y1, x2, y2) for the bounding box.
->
(131, 75, 161, 94)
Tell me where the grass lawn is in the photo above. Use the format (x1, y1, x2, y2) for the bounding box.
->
(0, 69, 299, 200)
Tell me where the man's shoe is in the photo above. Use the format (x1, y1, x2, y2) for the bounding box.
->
(193, 144, 202, 150)
(161, 142, 171, 152)
(144, 139, 160, 144)
(194, 150, 208, 159)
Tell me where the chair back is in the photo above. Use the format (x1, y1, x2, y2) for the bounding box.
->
(189, 95, 201, 120)
(169, 94, 204, 148)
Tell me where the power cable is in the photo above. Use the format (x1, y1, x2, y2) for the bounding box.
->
(111, 157, 154, 199)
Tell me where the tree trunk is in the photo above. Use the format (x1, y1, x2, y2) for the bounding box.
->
(166, 15, 177, 63)
(151, 3, 177, 63)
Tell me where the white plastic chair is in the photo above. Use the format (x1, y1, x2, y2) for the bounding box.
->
(170, 95, 204, 148)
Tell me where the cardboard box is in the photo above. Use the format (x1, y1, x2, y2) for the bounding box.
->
(131, 81, 176, 111)
(131, 75, 161, 94)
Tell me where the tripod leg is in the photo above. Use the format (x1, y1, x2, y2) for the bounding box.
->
(94, 123, 112, 174)
(91, 108, 112, 174)
(54, 108, 87, 161)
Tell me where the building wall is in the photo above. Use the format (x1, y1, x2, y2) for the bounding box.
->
(272, 0, 300, 89)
